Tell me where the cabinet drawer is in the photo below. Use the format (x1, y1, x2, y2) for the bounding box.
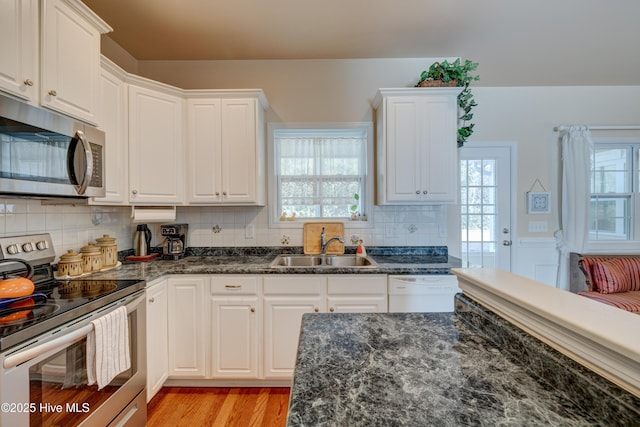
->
(328, 275, 387, 295)
(263, 276, 325, 295)
(211, 276, 259, 295)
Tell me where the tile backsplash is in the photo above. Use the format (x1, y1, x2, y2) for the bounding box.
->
(0, 198, 447, 261)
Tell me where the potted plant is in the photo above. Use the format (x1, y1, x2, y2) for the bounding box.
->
(415, 59, 479, 147)
(349, 193, 360, 220)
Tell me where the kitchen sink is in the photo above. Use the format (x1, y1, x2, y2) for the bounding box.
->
(270, 254, 378, 269)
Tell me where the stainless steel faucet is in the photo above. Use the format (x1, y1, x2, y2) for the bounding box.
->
(320, 227, 344, 254)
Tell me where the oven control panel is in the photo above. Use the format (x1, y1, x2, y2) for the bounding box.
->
(0, 233, 56, 265)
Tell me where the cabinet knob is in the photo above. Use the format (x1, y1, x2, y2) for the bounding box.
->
(423, 190, 428, 194)
(415, 190, 421, 195)
(223, 191, 228, 196)
(23, 79, 34, 86)
(149, 297, 155, 303)
(329, 307, 335, 313)
(314, 307, 319, 313)
(132, 189, 138, 195)
(250, 307, 255, 313)
(215, 192, 220, 196)
(48, 89, 57, 97)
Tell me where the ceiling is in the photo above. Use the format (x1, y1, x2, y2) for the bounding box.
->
(82, 0, 640, 86)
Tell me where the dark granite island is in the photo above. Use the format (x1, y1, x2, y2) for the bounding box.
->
(286, 294, 640, 426)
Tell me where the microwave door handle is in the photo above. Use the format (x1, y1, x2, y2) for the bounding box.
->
(74, 130, 93, 195)
(3, 293, 144, 369)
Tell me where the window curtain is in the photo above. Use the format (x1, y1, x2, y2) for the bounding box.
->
(555, 125, 593, 290)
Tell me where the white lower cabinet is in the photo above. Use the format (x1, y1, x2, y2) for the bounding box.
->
(146, 278, 168, 402)
(262, 276, 326, 380)
(262, 275, 387, 380)
(152, 273, 388, 386)
(327, 275, 388, 313)
(167, 276, 208, 378)
(210, 276, 260, 379)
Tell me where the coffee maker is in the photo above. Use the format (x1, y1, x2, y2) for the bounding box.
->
(160, 224, 188, 260)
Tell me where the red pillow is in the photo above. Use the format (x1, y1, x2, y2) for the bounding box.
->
(591, 258, 631, 294)
(616, 257, 640, 291)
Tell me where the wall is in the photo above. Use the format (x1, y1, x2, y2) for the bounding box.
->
(4, 56, 640, 283)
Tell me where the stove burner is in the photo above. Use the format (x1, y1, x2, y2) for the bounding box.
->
(0, 303, 60, 327)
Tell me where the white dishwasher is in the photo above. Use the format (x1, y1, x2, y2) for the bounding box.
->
(388, 275, 460, 312)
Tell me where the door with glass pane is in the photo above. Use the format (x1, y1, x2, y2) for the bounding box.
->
(460, 146, 512, 269)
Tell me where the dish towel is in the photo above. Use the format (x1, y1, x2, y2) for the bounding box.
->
(86, 306, 130, 390)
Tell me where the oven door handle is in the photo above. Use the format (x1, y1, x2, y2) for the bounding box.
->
(3, 293, 144, 369)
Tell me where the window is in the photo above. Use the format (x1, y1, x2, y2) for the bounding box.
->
(268, 123, 372, 226)
(589, 141, 638, 241)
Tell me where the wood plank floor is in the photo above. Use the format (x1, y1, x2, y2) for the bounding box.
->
(147, 387, 290, 427)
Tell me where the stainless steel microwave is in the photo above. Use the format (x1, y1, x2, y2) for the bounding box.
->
(0, 93, 105, 199)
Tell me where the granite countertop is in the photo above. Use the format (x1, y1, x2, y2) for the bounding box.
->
(84, 246, 461, 282)
(286, 294, 640, 427)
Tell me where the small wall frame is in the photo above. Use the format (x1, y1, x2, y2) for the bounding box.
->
(527, 192, 551, 214)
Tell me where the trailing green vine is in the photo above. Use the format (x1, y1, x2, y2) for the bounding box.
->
(415, 59, 479, 147)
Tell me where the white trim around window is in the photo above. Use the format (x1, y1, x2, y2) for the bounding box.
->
(267, 122, 374, 229)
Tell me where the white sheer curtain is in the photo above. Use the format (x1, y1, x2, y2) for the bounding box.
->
(275, 131, 366, 218)
(555, 125, 593, 290)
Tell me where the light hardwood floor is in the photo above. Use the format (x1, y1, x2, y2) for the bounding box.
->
(147, 387, 290, 427)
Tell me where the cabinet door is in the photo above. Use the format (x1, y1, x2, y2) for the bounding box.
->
(186, 99, 223, 203)
(263, 276, 326, 379)
(128, 85, 184, 204)
(0, 0, 38, 101)
(220, 99, 259, 204)
(146, 279, 168, 402)
(421, 94, 459, 203)
(210, 296, 259, 379)
(167, 276, 207, 378)
(92, 63, 128, 204)
(41, 0, 101, 124)
(327, 275, 388, 313)
(210, 275, 259, 379)
(384, 97, 424, 203)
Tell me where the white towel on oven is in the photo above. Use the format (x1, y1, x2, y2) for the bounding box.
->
(86, 306, 130, 390)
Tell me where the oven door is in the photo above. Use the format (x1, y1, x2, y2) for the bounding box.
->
(0, 291, 146, 427)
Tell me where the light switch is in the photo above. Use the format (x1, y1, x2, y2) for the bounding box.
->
(528, 221, 548, 233)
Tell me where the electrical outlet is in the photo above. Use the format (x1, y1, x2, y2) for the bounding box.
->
(245, 224, 255, 239)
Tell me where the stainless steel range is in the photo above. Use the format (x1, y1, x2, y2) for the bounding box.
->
(0, 233, 147, 427)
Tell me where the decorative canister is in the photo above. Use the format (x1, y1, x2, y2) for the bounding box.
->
(96, 234, 118, 268)
(80, 243, 102, 273)
(57, 250, 84, 277)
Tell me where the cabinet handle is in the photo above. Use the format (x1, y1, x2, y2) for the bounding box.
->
(329, 307, 335, 313)
(48, 89, 57, 97)
(225, 285, 241, 289)
(148, 297, 155, 303)
(23, 79, 34, 86)
(250, 307, 255, 313)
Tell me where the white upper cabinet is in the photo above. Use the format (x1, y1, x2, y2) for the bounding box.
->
(128, 82, 184, 205)
(374, 88, 460, 204)
(41, 0, 111, 125)
(186, 92, 267, 205)
(0, 0, 38, 102)
(91, 58, 128, 205)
